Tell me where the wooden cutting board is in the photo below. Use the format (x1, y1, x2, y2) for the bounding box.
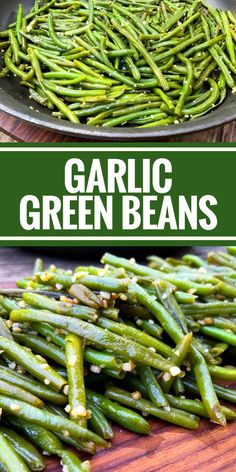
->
(1, 247, 235, 472)
(44, 415, 236, 472)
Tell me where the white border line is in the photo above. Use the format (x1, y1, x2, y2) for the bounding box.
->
(0, 147, 236, 152)
(0, 237, 235, 241)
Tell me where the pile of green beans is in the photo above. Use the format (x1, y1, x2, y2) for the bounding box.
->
(1, 248, 236, 470)
(1, 0, 236, 127)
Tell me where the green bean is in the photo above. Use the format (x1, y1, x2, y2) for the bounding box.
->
(22, 292, 98, 321)
(48, 13, 70, 50)
(127, 279, 224, 424)
(110, 18, 169, 90)
(154, 88, 174, 110)
(220, 11, 236, 65)
(175, 54, 193, 116)
(0, 335, 66, 392)
(43, 406, 95, 453)
(155, 279, 188, 333)
(13, 333, 66, 367)
(16, 4, 23, 45)
(227, 246, 236, 256)
(135, 318, 163, 338)
(160, 332, 192, 393)
(0, 295, 21, 312)
(8, 29, 20, 64)
(59, 450, 90, 472)
(183, 377, 236, 405)
(35, 272, 128, 292)
(201, 16, 235, 88)
(33, 258, 44, 274)
(102, 111, 167, 127)
(0, 396, 108, 447)
(33, 321, 122, 370)
(102, 253, 215, 295)
(210, 341, 229, 357)
(173, 377, 185, 396)
(87, 399, 114, 440)
(165, 395, 236, 421)
(86, 389, 150, 434)
(65, 333, 87, 428)
(190, 346, 226, 426)
(137, 365, 168, 407)
(181, 301, 236, 317)
(123, 376, 235, 420)
(69, 284, 101, 309)
(207, 365, 236, 381)
(0, 427, 44, 471)
(10, 309, 178, 373)
(4, 47, 28, 79)
(5, 414, 64, 454)
(83, 58, 134, 86)
(127, 281, 183, 344)
(96, 315, 172, 357)
(0, 317, 13, 340)
(42, 85, 81, 122)
(211, 317, 236, 333)
(0, 379, 43, 408)
(175, 291, 197, 304)
(105, 387, 199, 430)
(164, 6, 187, 31)
(0, 366, 67, 405)
(200, 326, 236, 347)
(183, 79, 220, 116)
(0, 433, 30, 472)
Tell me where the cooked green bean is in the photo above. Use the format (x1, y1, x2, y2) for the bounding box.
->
(0, 396, 108, 447)
(0, 433, 30, 472)
(137, 365, 168, 407)
(23, 292, 98, 321)
(1, 0, 236, 127)
(105, 387, 199, 430)
(86, 390, 150, 434)
(14, 333, 65, 366)
(2, 247, 236, 469)
(59, 450, 90, 472)
(0, 366, 66, 405)
(0, 379, 43, 408)
(160, 332, 192, 393)
(10, 310, 179, 373)
(0, 336, 66, 392)
(87, 399, 114, 440)
(200, 326, 236, 347)
(183, 377, 236, 404)
(65, 333, 87, 428)
(35, 272, 128, 292)
(0, 427, 44, 471)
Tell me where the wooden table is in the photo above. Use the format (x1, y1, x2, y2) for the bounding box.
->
(1, 246, 235, 472)
(1, 110, 236, 142)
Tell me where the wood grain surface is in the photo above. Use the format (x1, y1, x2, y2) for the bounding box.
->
(0, 246, 235, 472)
(1, 110, 236, 142)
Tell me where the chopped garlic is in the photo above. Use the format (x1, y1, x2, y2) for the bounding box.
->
(122, 360, 136, 372)
(10, 403, 21, 411)
(44, 379, 51, 385)
(90, 365, 101, 374)
(63, 385, 69, 396)
(131, 391, 141, 400)
(71, 405, 87, 418)
(68, 355, 77, 367)
(170, 366, 181, 377)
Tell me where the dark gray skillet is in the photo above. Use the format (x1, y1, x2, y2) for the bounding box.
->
(0, 0, 235, 140)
